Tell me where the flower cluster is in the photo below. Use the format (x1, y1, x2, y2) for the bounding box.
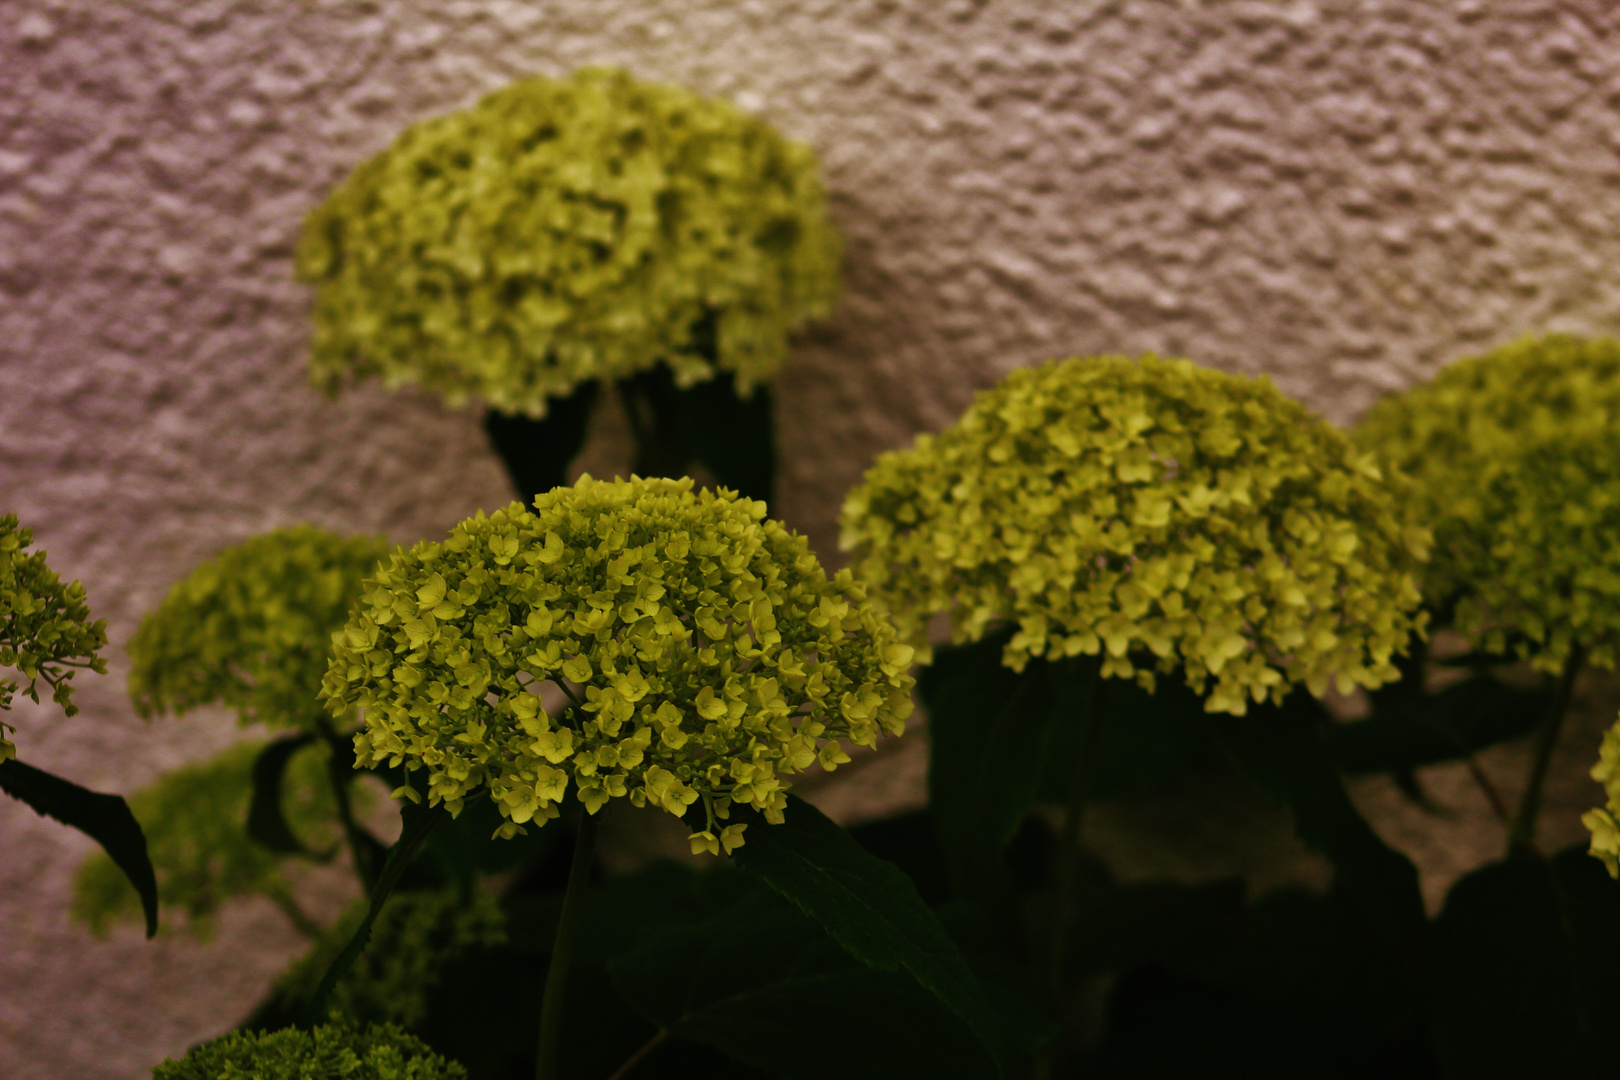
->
(840, 356, 1429, 715)
(271, 888, 506, 1028)
(322, 475, 914, 854)
(150, 1021, 465, 1080)
(129, 527, 391, 731)
(72, 738, 348, 939)
(0, 514, 108, 761)
(297, 67, 842, 418)
(1584, 715, 1620, 878)
(1354, 335, 1620, 674)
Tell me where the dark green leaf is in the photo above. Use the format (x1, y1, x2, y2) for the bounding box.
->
(247, 733, 320, 855)
(732, 795, 1011, 1070)
(1039, 670, 1224, 804)
(1064, 870, 1247, 983)
(1, 756, 159, 938)
(1204, 695, 1429, 974)
(611, 884, 997, 1080)
(1430, 847, 1620, 1080)
(1327, 674, 1548, 775)
(678, 370, 775, 504)
(301, 795, 447, 1026)
(483, 381, 601, 504)
(919, 631, 1058, 926)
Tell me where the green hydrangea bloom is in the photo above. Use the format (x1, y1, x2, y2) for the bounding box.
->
(269, 888, 507, 1028)
(129, 527, 391, 731)
(296, 66, 842, 417)
(840, 356, 1429, 715)
(1583, 715, 1620, 878)
(321, 475, 913, 853)
(150, 1020, 466, 1080)
(72, 738, 350, 939)
(0, 514, 108, 760)
(1354, 335, 1620, 674)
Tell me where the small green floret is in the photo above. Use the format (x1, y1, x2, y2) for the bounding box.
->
(150, 1020, 465, 1080)
(1355, 334, 1620, 674)
(1583, 715, 1620, 878)
(0, 513, 108, 760)
(840, 356, 1428, 715)
(129, 527, 391, 730)
(322, 476, 914, 852)
(297, 67, 842, 417)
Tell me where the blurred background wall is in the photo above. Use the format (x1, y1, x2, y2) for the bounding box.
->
(5, 1, 1620, 1075)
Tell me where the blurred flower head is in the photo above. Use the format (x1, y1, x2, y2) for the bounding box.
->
(129, 526, 390, 731)
(1355, 334, 1620, 673)
(840, 355, 1428, 715)
(297, 66, 842, 418)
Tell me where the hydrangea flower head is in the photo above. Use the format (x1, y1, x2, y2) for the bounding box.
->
(1355, 335, 1620, 673)
(840, 356, 1428, 715)
(129, 526, 390, 730)
(322, 476, 913, 853)
(0, 514, 108, 761)
(150, 1020, 465, 1080)
(297, 67, 842, 417)
(1584, 715, 1620, 878)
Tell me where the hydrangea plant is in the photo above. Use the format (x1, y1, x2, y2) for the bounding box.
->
(840, 355, 1429, 715)
(321, 475, 914, 854)
(297, 66, 842, 417)
(129, 526, 390, 731)
(1583, 717, 1620, 878)
(150, 1020, 465, 1080)
(1354, 334, 1620, 675)
(0, 513, 108, 760)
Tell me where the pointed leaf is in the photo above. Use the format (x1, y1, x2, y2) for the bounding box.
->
(1327, 674, 1548, 775)
(483, 381, 600, 503)
(1, 757, 158, 937)
(732, 795, 1010, 1071)
(1204, 694, 1429, 972)
(247, 733, 320, 854)
(610, 885, 996, 1080)
(678, 370, 775, 504)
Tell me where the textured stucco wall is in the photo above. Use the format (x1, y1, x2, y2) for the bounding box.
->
(5, 1, 1620, 1075)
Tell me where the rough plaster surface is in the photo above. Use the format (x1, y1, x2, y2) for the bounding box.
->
(5, 0, 1620, 1074)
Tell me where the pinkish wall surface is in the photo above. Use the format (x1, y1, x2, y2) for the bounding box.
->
(5, 1, 1620, 1075)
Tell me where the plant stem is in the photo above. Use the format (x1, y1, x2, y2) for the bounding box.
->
(1048, 661, 1107, 993)
(266, 884, 323, 939)
(1507, 647, 1584, 859)
(320, 725, 379, 895)
(536, 807, 602, 1080)
(606, 1029, 668, 1080)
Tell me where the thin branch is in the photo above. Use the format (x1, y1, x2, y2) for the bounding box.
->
(606, 1029, 669, 1080)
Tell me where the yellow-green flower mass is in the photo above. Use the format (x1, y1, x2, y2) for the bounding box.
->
(840, 356, 1429, 715)
(1354, 335, 1620, 674)
(0, 514, 108, 761)
(1583, 715, 1620, 878)
(296, 66, 842, 418)
(129, 527, 390, 731)
(321, 476, 913, 853)
(150, 1020, 466, 1080)
(72, 739, 352, 939)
